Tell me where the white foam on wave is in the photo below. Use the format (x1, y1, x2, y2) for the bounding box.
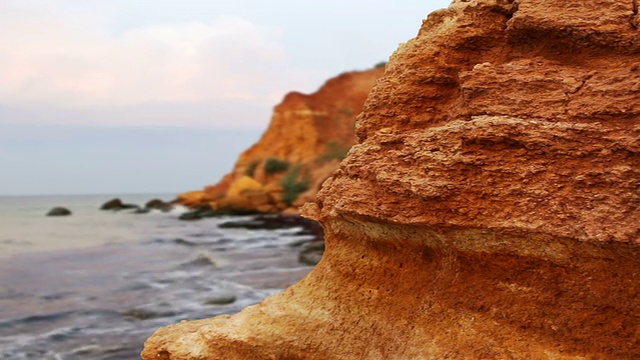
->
(169, 204, 190, 214)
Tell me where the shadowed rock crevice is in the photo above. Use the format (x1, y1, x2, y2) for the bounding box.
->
(631, 0, 639, 28)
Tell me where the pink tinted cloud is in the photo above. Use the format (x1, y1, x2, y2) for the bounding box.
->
(0, 3, 327, 127)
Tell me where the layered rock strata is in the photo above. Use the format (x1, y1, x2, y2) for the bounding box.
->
(143, 0, 640, 359)
(178, 67, 384, 214)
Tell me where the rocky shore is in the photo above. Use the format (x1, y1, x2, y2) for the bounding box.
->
(0, 202, 320, 359)
(45, 197, 326, 265)
(143, 0, 639, 359)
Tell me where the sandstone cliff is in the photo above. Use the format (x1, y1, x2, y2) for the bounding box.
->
(178, 67, 384, 214)
(143, 0, 640, 359)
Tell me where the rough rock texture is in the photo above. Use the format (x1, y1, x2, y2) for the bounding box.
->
(143, 0, 640, 359)
(176, 67, 384, 214)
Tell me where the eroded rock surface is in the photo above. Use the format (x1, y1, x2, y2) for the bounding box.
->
(143, 0, 640, 359)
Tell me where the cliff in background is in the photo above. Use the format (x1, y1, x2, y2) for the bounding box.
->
(178, 67, 384, 214)
(144, 0, 640, 359)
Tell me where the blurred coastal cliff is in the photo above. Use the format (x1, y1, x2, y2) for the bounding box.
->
(176, 66, 385, 215)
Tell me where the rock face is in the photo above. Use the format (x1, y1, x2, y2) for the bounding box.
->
(177, 67, 384, 214)
(143, 1, 640, 359)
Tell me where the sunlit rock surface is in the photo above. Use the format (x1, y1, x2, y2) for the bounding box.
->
(143, 0, 640, 358)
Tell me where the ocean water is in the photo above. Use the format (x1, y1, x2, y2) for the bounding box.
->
(0, 194, 317, 359)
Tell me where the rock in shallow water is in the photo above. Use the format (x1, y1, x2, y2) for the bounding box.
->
(122, 308, 175, 320)
(204, 295, 237, 306)
(46, 207, 72, 216)
(99, 198, 123, 210)
(219, 214, 323, 235)
(178, 205, 221, 220)
(100, 198, 138, 211)
(142, 1, 640, 359)
(145, 198, 175, 212)
(131, 207, 150, 214)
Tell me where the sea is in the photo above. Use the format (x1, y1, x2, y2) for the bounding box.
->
(0, 194, 317, 360)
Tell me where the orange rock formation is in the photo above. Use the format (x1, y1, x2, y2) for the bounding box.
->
(143, 0, 640, 358)
(177, 67, 384, 214)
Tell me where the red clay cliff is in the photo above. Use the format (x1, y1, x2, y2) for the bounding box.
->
(178, 67, 384, 214)
(143, 0, 640, 359)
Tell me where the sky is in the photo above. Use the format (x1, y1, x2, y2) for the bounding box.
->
(0, 0, 451, 196)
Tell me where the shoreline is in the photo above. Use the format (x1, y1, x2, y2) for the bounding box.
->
(0, 193, 186, 258)
(0, 210, 317, 360)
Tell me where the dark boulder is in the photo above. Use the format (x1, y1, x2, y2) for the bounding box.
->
(100, 198, 123, 210)
(178, 205, 218, 221)
(204, 295, 237, 306)
(178, 210, 203, 221)
(46, 207, 72, 216)
(122, 308, 175, 320)
(100, 198, 139, 211)
(219, 214, 324, 240)
(145, 199, 173, 212)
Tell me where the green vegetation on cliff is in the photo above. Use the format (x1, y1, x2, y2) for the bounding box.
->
(281, 166, 310, 205)
(264, 158, 290, 174)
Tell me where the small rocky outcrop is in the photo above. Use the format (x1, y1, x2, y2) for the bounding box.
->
(123, 308, 175, 321)
(100, 198, 123, 210)
(204, 295, 237, 306)
(218, 214, 323, 234)
(145, 199, 174, 212)
(100, 198, 138, 211)
(177, 204, 222, 221)
(143, 1, 640, 359)
(176, 67, 385, 214)
(46, 207, 71, 216)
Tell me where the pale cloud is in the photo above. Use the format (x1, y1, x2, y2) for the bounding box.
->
(0, 2, 327, 127)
